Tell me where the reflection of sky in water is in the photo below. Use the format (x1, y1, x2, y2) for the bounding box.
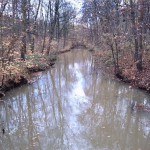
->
(67, 62, 90, 135)
(66, 62, 93, 149)
(72, 63, 86, 98)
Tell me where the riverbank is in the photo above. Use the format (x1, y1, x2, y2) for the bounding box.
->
(92, 50, 150, 93)
(0, 54, 56, 98)
(0, 47, 71, 98)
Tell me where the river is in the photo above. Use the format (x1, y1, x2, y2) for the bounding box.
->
(0, 50, 150, 150)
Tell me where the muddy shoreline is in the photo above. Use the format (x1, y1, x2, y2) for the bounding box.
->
(0, 62, 55, 98)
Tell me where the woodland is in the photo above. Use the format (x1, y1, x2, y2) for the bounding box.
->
(0, 0, 150, 95)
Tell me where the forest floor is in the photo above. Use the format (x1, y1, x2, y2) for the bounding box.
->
(92, 49, 150, 93)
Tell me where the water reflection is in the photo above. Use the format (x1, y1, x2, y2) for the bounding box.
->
(0, 50, 150, 150)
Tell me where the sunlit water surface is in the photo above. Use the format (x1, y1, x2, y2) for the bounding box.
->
(0, 50, 150, 150)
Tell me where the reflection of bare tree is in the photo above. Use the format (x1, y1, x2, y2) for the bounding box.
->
(78, 77, 150, 150)
(26, 91, 34, 150)
(0, 89, 43, 150)
(49, 69, 67, 149)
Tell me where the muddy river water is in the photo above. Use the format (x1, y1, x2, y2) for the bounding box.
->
(0, 50, 150, 150)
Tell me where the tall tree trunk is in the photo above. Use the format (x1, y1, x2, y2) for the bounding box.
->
(42, 0, 51, 53)
(136, 0, 145, 71)
(130, 0, 143, 71)
(30, 0, 41, 53)
(21, 0, 27, 60)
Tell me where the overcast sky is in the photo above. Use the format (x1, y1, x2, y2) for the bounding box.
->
(66, 0, 83, 19)
(66, 0, 83, 11)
